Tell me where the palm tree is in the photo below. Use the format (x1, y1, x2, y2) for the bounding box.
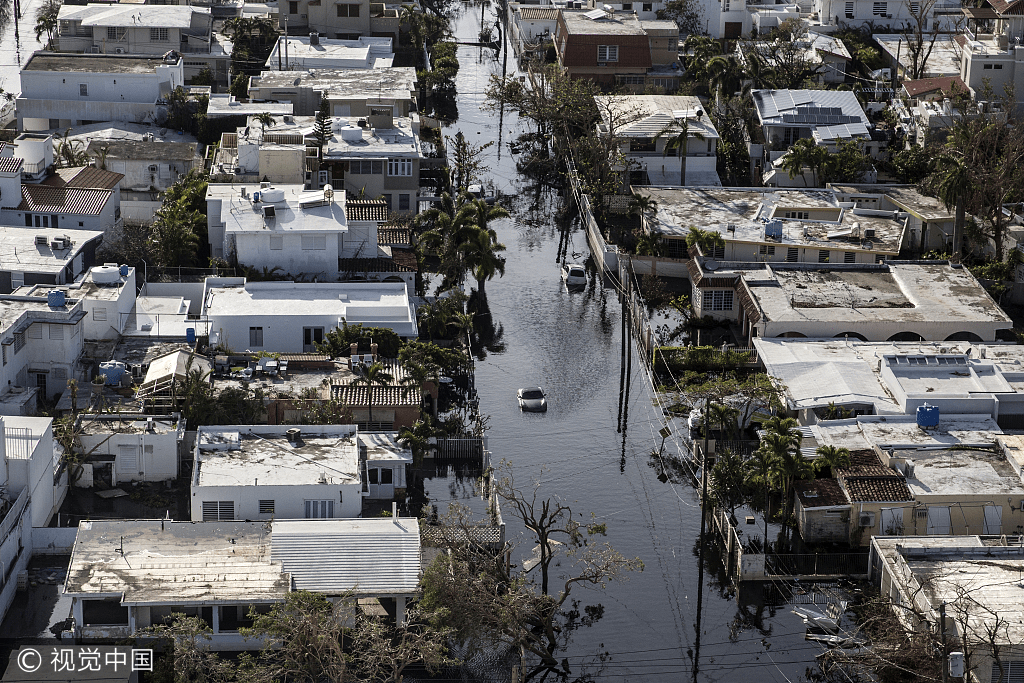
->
(745, 446, 778, 545)
(656, 117, 707, 186)
(759, 427, 811, 523)
(707, 55, 743, 100)
(684, 226, 725, 257)
(416, 195, 480, 290)
(763, 415, 802, 444)
(780, 138, 828, 187)
(629, 193, 658, 221)
(254, 112, 277, 137)
(813, 445, 851, 478)
(462, 227, 507, 298)
(349, 361, 394, 426)
(708, 403, 740, 440)
(54, 129, 89, 169)
(398, 416, 441, 465)
(935, 152, 973, 255)
(35, 0, 60, 49)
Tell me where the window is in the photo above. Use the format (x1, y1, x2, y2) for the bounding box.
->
(619, 75, 645, 85)
(249, 327, 264, 347)
(759, 245, 775, 256)
(399, 194, 410, 211)
(872, 1, 887, 14)
(79, 84, 88, 97)
(709, 243, 725, 259)
(49, 324, 63, 340)
(844, 251, 856, 263)
(2, 346, 5, 366)
(28, 325, 42, 340)
(270, 236, 283, 250)
(818, 250, 830, 263)
(201, 501, 235, 521)
(783, 211, 809, 219)
(621, 2, 632, 8)
(876, 254, 886, 264)
(336, 3, 360, 16)
(303, 327, 324, 348)
(150, 27, 169, 41)
(845, 0, 854, 17)
(350, 160, 383, 174)
(11, 272, 23, 290)
(259, 499, 276, 514)
(289, 0, 298, 12)
(301, 235, 327, 250)
(642, 2, 652, 8)
(909, 0, 919, 11)
(597, 45, 619, 62)
(709, 290, 733, 311)
(984, 64, 993, 70)
(629, 137, 657, 152)
(382, 194, 392, 210)
(93, 307, 107, 321)
(119, 445, 138, 472)
(107, 26, 118, 39)
(305, 500, 335, 518)
(13, 332, 25, 354)
(786, 247, 799, 262)
(996, 63, 1004, 69)
(387, 158, 412, 176)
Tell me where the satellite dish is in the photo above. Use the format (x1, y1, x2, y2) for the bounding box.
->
(704, 259, 720, 271)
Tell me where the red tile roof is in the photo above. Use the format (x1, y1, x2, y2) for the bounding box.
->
(0, 157, 24, 174)
(42, 166, 124, 190)
(378, 226, 411, 246)
(902, 76, 968, 98)
(795, 478, 849, 508)
(346, 199, 389, 222)
(841, 476, 914, 503)
(987, 0, 1024, 14)
(18, 184, 112, 215)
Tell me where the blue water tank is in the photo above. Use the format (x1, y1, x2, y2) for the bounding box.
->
(47, 290, 66, 308)
(119, 265, 130, 277)
(185, 328, 196, 344)
(765, 219, 783, 239)
(253, 191, 261, 203)
(98, 360, 127, 386)
(917, 403, 940, 428)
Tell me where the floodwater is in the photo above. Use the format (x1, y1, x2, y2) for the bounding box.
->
(421, 5, 827, 682)
(0, 0, 45, 96)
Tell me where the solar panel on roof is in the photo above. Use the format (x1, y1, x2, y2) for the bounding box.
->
(583, 8, 607, 19)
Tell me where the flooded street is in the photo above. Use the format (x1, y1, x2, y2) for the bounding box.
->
(424, 5, 820, 681)
(0, 0, 45, 95)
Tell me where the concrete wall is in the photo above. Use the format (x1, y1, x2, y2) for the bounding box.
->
(0, 490, 31, 627)
(191, 481, 363, 520)
(5, 419, 61, 528)
(77, 430, 180, 483)
(32, 526, 78, 554)
(232, 231, 342, 278)
(797, 502, 850, 543)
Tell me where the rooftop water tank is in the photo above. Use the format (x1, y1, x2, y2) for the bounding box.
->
(339, 125, 362, 142)
(185, 328, 196, 344)
(47, 290, 66, 308)
(119, 265, 130, 277)
(765, 219, 783, 239)
(98, 360, 127, 386)
(261, 187, 285, 203)
(91, 265, 121, 285)
(917, 403, 940, 428)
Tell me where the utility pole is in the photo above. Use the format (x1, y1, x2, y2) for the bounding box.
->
(940, 601, 948, 683)
(693, 394, 710, 682)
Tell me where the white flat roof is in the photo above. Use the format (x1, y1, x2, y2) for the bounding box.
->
(873, 35, 962, 77)
(0, 226, 103, 273)
(643, 187, 904, 252)
(745, 262, 1011, 327)
(812, 414, 1002, 451)
(594, 94, 720, 139)
(209, 182, 348, 234)
(755, 340, 1024, 412)
(57, 4, 207, 28)
(206, 94, 293, 118)
(323, 117, 423, 159)
(250, 68, 417, 101)
(267, 36, 394, 71)
(202, 281, 418, 337)
(195, 425, 361, 487)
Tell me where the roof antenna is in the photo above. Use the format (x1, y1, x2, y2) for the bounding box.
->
(114, 536, 132, 568)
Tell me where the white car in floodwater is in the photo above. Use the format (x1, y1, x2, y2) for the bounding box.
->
(517, 387, 548, 412)
(561, 263, 587, 288)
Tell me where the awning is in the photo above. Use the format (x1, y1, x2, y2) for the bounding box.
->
(963, 7, 999, 18)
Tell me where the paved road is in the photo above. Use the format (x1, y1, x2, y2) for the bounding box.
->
(0, 0, 47, 96)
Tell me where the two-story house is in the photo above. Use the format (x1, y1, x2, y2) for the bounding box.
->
(16, 52, 185, 132)
(55, 5, 229, 85)
(554, 9, 681, 91)
(594, 94, 720, 186)
(278, 0, 400, 42)
(247, 67, 417, 117)
(811, 0, 962, 30)
(85, 140, 201, 222)
(265, 34, 394, 70)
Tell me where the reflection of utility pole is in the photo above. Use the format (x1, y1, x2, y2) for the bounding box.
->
(693, 394, 710, 683)
(940, 602, 948, 683)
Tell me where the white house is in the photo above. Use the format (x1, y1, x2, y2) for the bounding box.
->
(0, 135, 124, 236)
(64, 517, 421, 646)
(16, 52, 185, 132)
(0, 226, 104, 295)
(0, 294, 87, 411)
(247, 67, 418, 118)
(55, 4, 229, 84)
(813, 0, 962, 30)
(510, 6, 559, 57)
(85, 140, 201, 223)
(874, 34, 963, 79)
(75, 413, 183, 485)
(191, 424, 412, 521)
(265, 35, 394, 70)
(593, 94, 721, 186)
(0, 416, 68, 626)
(871, 536, 1024, 683)
(202, 278, 418, 352)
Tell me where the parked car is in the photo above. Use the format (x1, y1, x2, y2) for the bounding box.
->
(561, 263, 587, 288)
(468, 183, 496, 205)
(517, 387, 548, 412)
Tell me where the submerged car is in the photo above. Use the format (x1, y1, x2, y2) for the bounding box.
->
(561, 263, 587, 288)
(517, 387, 548, 412)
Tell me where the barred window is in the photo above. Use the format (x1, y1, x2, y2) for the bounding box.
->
(13, 332, 23, 354)
(597, 45, 619, 62)
(387, 158, 412, 176)
(301, 235, 327, 250)
(28, 325, 42, 340)
(819, 250, 830, 263)
(786, 247, 799, 262)
(305, 500, 335, 518)
(844, 251, 856, 263)
(201, 501, 234, 521)
(259, 500, 275, 514)
(150, 27, 169, 41)
(709, 290, 733, 311)
(759, 245, 775, 256)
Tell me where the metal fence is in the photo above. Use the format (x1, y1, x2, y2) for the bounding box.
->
(764, 552, 869, 578)
(435, 437, 485, 460)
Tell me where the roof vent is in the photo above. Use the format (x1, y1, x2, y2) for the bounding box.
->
(286, 427, 301, 443)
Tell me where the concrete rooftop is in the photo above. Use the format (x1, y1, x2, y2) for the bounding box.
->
(250, 67, 417, 101)
(209, 182, 348, 234)
(22, 53, 178, 73)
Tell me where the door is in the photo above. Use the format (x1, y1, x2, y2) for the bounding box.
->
(927, 506, 952, 535)
(724, 22, 742, 38)
(880, 507, 904, 536)
(984, 505, 1003, 535)
(302, 327, 324, 352)
(367, 467, 394, 499)
(35, 373, 47, 400)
